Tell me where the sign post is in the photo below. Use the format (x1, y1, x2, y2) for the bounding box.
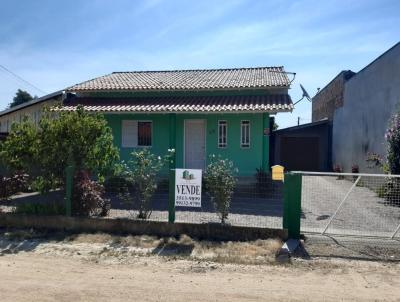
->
(168, 168, 176, 223)
(175, 169, 202, 207)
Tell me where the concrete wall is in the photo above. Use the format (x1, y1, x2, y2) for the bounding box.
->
(332, 43, 400, 172)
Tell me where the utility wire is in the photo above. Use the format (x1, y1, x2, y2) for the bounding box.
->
(0, 64, 47, 95)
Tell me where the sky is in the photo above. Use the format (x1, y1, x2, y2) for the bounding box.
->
(0, 0, 399, 128)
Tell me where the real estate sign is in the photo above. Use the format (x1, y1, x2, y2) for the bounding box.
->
(175, 169, 202, 207)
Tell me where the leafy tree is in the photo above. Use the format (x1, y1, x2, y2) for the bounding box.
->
(0, 106, 120, 193)
(9, 89, 36, 108)
(204, 155, 237, 224)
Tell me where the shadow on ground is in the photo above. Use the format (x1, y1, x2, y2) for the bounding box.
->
(151, 239, 195, 256)
(0, 228, 63, 256)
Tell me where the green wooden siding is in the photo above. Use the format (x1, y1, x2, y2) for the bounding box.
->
(105, 113, 269, 176)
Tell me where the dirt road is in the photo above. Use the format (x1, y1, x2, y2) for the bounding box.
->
(1, 252, 399, 302)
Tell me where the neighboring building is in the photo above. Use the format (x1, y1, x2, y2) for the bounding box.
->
(312, 70, 355, 122)
(61, 67, 293, 176)
(271, 119, 332, 172)
(333, 42, 400, 172)
(0, 91, 63, 133)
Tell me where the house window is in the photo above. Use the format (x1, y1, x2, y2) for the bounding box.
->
(138, 121, 152, 146)
(121, 120, 152, 147)
(218, 120, 227, 148)
(240, 120, 250, 148)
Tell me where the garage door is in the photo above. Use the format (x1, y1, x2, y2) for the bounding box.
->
(280, 137, 320, 171)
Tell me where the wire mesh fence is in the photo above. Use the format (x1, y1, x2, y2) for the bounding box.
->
(103, 174, 284, 229)
(299, 172, 400, 239)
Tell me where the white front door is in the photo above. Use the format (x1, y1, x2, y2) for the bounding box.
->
(184, 119, 205, 169)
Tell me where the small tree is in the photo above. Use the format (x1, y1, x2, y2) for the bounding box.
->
(204, 155, 237, 224)
(0, 107, 120, 193)
(121, 149, 173, 219)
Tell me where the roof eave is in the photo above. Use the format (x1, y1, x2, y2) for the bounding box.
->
(0, 90, 64, 117)
(66, 85, 291, 94)
(53, 107, 293, 114)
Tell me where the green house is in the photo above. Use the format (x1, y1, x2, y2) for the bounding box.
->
(65, 67, 293, 176)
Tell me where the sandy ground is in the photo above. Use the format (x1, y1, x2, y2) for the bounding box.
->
(0, 231, 399, 302)
(1, 253, 400, 302)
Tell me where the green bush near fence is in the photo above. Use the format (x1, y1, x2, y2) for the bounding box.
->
(118, 148, 174, 219)
(204, 155, 237, 224)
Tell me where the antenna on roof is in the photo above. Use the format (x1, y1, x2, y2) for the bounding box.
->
(293, 84, 312, 106)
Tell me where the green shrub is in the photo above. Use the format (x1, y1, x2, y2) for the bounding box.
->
(13, 202, 65, 216)
(120, 149, 173, 219)
(204, 155, 237, 224)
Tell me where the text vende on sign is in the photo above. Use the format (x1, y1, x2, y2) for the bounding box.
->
(175, 168, 202, 207)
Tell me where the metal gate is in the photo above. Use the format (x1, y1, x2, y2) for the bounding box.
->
(297, 172, 400, 239)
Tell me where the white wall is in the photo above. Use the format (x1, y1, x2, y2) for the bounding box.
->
(332, 44, 400, 173)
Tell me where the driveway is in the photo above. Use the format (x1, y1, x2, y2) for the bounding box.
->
(301, 175, 400, 238)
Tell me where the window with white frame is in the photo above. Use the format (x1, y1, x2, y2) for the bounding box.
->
(122, 120, 152, 147)
(218, 120, 227, 148)
(240, 120, 250, 148)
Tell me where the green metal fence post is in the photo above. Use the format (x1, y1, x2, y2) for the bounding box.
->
(168, 168, 176, 223)
(65, 164, 75, 217)
(283, 173, 302, 239)
(168, 113, 177, 223)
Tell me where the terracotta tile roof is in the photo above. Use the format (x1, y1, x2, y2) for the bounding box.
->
(68, 67, 291, 92)
(57, 94, 293, 113)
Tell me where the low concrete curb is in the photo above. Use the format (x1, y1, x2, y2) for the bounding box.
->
(0, 213, 287, 241)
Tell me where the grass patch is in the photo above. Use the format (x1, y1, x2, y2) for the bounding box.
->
(64, 232, 283, 264)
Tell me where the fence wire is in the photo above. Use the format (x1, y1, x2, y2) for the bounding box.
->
(299, 172, 400, 239)
(104, 174, 283, 229)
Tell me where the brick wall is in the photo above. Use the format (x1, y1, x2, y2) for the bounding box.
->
(312, 70, 355, 122)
